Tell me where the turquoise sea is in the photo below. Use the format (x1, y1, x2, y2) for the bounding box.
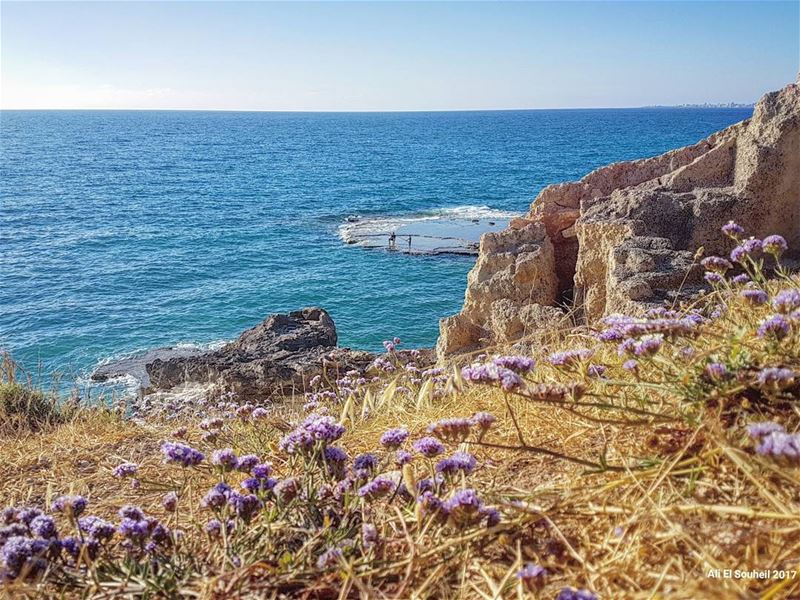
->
(0, 108, 751, 384)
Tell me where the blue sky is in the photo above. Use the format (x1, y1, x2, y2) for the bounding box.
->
(1, 1, 798, 110)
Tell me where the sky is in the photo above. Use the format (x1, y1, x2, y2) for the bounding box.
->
(1, 1, 798, 111)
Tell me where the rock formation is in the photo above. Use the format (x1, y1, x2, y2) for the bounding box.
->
(438, 78, 800, 357)
(144, 308, 374, 400)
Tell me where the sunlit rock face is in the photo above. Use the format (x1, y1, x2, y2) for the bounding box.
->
(438, 78, 800, 359)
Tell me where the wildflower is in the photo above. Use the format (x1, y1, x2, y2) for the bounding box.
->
(273, 478, 301, 504)
(1, 536, 40, 578)
(756, 314, 791, 340)
(755, 367, 796, 389)
(722, 221, 745, 238)
(231, 493, 262, 522)
(395, 450, 413, 466)
(81, 516, 116, 541)
(413, 437, 446, 458)
(358, 477, 395, 501)
(704, 362, 728, 381)
(118, 518, 150, 542)
(51, 495, 87, 517)
(235, 404, 254, 419)
(236, 454, 260, 473)
(316, 547, 343, 569)
(211, 448, 239, 472)
(416, 491, 447, 522)
(755, 431, 800, 463)
(161, 492, 178, 513)
(252, 463, 273, 479)
(469, 411, 496, 431)
(622, 359, 638, 373)
(762, 234, 788, 257)
(199, 417, 224, 431)
(701, 256, 733, 273)
(112, 462, 138, 479)
(361, 523, 378, 549)
(732, 274, 750, 285)
(201, 487, 228, 510)
(241, 477, 276, 493)
(461, 363, 524, 391)
(746, 421, 785, 438)
(251, 407, 270, 420)
(14, 508, 42, 526)
(353, 453, 379, 472)
(161, 442, 204, 467)
(634, 335, 663, 357)
(428, 417, 472, 442)
(29, 515, 57, 539)
(730, 238, 762, 263)
(204, 519, 222, 537)
(380, 427, 409, 449)
(383, 340, 396, 353)
(443, 489, 483, 527)
(492, 355, 535, 373)
(323, 446, 348, 465)
(548, 349, 593, 367)
(773, 289, 800, 314)
(704, 272, 724, 285)
(279, 415, 345, 454)
(587, 364, 607, 379)
(740, 288, 768, 305)
(556, 589, 599, 600)
(435, 452, 477, 476)
(526, 382, 586, 402)
(517, 564, 547, 590)
(480, 505, 501, 527)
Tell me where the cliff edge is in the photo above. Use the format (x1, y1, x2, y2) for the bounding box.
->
(438, 78, 800, 357)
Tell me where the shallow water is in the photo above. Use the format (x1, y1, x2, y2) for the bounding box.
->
(0, 108, 751, 384)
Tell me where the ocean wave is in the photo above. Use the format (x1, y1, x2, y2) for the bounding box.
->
(338, 204, 519, 249)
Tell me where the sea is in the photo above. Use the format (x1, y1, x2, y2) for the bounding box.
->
(0, 108, 751, 389)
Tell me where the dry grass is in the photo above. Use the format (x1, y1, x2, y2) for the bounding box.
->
(2, 275, 800, 598)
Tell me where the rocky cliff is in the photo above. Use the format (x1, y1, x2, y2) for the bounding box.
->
(438, 78, 800, 357)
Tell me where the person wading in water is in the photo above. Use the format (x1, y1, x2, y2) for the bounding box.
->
(389, 232, 396, 249)
(407, 235, 412, 251)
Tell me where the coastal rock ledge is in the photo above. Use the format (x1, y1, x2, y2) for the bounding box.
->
(144, 308, 374, 400)
(438, 77, 800, 358)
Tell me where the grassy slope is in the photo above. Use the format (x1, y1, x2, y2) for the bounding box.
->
(2, 271, 800, 598)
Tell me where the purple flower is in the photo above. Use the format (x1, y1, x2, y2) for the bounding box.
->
(118, 505, 145, 521)
(51, 495, 87, 517)
(428, 417, 472, 442)
(361, 523, 378, 549)
(548, 349, 593, 367)
(762, 234, 788, 257)
(757, 314, 791, 340)
(587, 364, 607, 379)
(461, 363, 524, 391)
(412, 437, 446, 458)
(746, 421, 785, 438)
(732, 274, 750, 286)
(211, 448, 239, 471)
(199, 417, 223, 431)
(469, 412, 496, 430)
(480, 505, 501, 527)
(112, 462, 138, 478)
(517, 563, 547, 589)
(492, 355, 535, 373)
(622, 359, 638, 373)
(380, 427, 409, 449)
(358, 477, 395, 501)
(701, 256, 733, 273)
(755, 431, 800, 463)
(279, 415, 345, 454)
(273, 478, 301, 504)
(80, 516, 115, 541)
(416, 491, 447, 522)
(29, 515, 57, 539)
(556, 589, 599, 600)
(231, 493, 262, 521)
(395, 450, 413, 466)
(252, 463, 273, 479)
(704, 272, 724, 285)
(161, 441, 205, 467)
(201, 487, 228, 510)
(160, 492, 178, 513)
(353, 453, 378, 472)
(118, 518, 150, 542)
(740, 288, 768, 306)
(316, 547, 343, 570)
(704, 362, 728, 381)
(1, 536, 38, 578)
(251, 407, 270, 420)
(721, 221, 745, 238)
(730, 238, 762, 263)
(435, 452, 477, 476)
(383, 340, 396, 353)
(773, 289, 800, 314)
(236, 454, 260, 473)
(443, 489, 483, 527)
(204, 519, 222, 537)
(755, 367, 795, 389)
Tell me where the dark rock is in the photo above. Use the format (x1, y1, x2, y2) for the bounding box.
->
(145, 307, 374, 400)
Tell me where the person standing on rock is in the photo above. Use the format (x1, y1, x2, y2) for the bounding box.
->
(389, 232, 396, 249)
(407, 235, 412, 251)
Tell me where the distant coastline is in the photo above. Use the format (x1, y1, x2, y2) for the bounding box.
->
(641, 102, 755, 109)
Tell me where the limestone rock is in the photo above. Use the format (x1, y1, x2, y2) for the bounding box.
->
(439, 78, 800, 358)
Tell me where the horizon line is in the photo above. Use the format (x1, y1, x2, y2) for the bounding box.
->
(0, 104, 756, 113)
